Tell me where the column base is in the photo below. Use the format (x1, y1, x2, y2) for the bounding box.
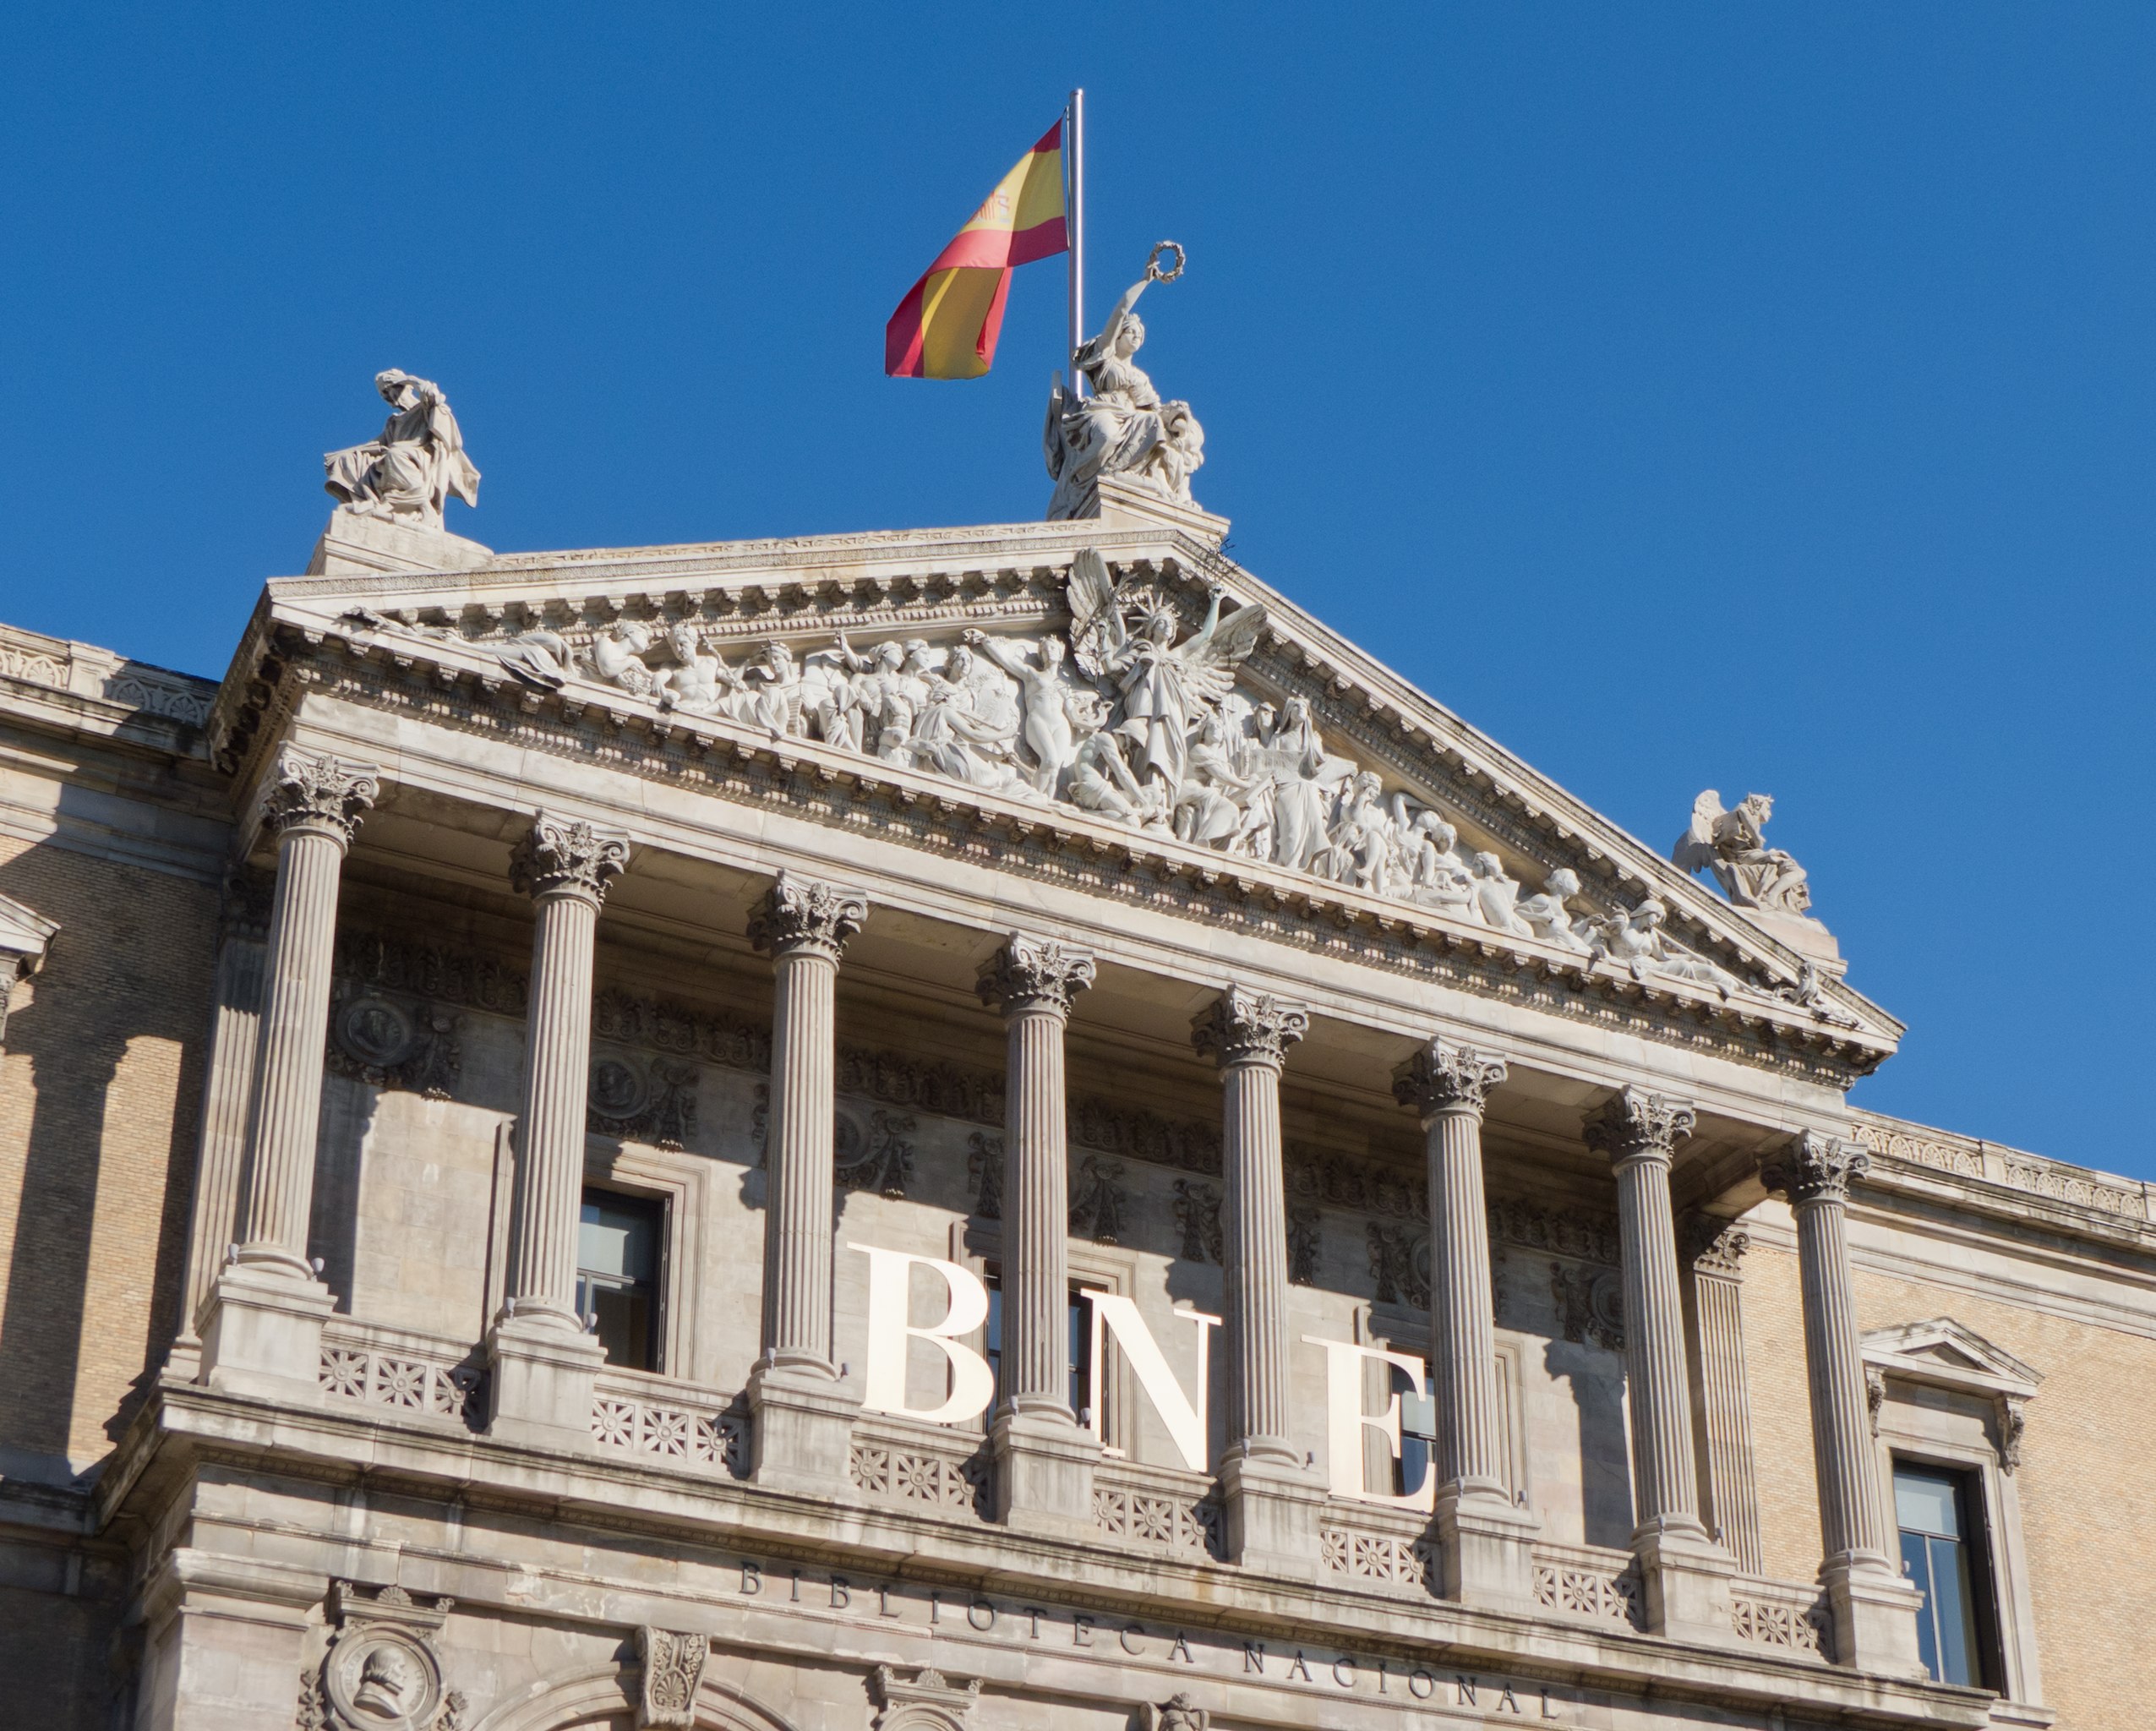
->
(746, 1359, 862, 1496)
(1821, 1553, 1928, 1677)
(1436, 1486, 1541, 1610)
(486, 1314, 605, 1451)
(991, 1408, 1100, 1538)
(1220, 1450, 1326, 1580)
(198, 1265, 335, 1402)
(1633, 1521, 1739, 1646)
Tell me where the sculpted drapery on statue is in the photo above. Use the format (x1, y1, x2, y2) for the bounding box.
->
(1045, 243, 1205, 521)
(1674, 790, 1810, 917)
(324, 369, 481, 530)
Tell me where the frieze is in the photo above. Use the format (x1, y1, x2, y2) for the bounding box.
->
(1550, 1264, 1625, 1352)
(1366, 1224, 1429, 1310)
(284, 603, 1888, 1084)
(1171, 1181, 1223, 1264)
(326, 990, 461, 1100)
(1286, 1206, 1321, 1286)
(588, 1051, 698, 1149)
(1070, 1155, 1130, 1243)
(836, 1108, 917, 1199)
(966, 1133, 1002, 1220)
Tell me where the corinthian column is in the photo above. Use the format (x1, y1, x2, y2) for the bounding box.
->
(1393, 1038, 1538, 1607)
(1193, 986, 1322, 1575)
(1761, 1133, 1924, 1675)
(200, 747, 377, 1399)
(979, 933, 1098, 1534)
(745, 870, 867, 1493)
(488, 813, 629, 1445)
(1584, 1085, 1734, 1642)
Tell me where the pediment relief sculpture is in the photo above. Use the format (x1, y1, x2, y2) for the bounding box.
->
(325, 550, 1864, 1024)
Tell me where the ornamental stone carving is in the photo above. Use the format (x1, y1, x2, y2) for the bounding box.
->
(1172, 1178, 1223, 1263)
(1392, 1037, 1509, 1118)
(328, 993, 461, 1099)
(1190, 985, 1308, 1069)
(262, 747, 380, 844)
(1582, 1085, 1697, 1166)
(1760, 1131, 1869, 1205)
(508, 814, 630, 902)
(871, 1667, 981, 1731)
(747, 871, 867, 961)
(1069, 1154, 1128, 1242)
(1684, 1215, 1751, 1280)
(324, 370, 481, 531)
(977, 933, 1097, 1017)
(1673, 790, 1811, 917)
(1551, 1262, 1626, 1352)
(1137, 1693, 1210, 1731)
(634, 1625, 709, 1730)
(300, 1583, 465, 1731)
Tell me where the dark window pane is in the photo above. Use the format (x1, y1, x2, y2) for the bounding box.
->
(1068, 1287, 1094, 1420)
(1894, 1463, 1988, 1687)
(1392, 1364, 1432, 1498)
(576, 1190, 663, 1371)
(1901, 1529, 1940, 1679)
(1928, 1533, 1982, 1687)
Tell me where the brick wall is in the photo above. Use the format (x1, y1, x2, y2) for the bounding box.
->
(0, 834, 216, 1478)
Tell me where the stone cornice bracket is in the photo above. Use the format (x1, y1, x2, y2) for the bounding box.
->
(1391, 1036, 1508, 1121)
(1581, 1084, 1697, 1170)
(976, 932, 1096, 1018)
(509, 812, 631, 905)
(635, 1625, 711, 1730)
(1760, 1130, 1870, 1205)
(1684, 1214, 1751, 1279)
(871, 1667, 982, 1731)
(259, 745, 379, 847)
(747, 869, 867, 962)
(1190, 984, 1308, 1071)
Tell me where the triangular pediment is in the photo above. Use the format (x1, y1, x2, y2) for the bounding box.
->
(0, 893, 58, 968)
(1863, 1319, 2042, 1397)
(221, 515, 1898, 1062)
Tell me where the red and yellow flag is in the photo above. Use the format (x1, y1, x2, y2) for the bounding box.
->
(886, 120, 1067, 380)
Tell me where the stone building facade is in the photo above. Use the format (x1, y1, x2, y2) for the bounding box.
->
(1, 488, 2150, 1731)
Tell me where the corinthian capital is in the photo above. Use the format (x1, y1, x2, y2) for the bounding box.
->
(1760, 1130, 1869, 1206)
(748, 870, 866, 962)
(509, 812, 631, 903)
(1393, 1037, 1509, 1119)
(1583, 1084, 1697, 1166)
(1191, 985, 1309, 1069)
(978, 932, 1096, 1018)
(260, 746, 379, 844)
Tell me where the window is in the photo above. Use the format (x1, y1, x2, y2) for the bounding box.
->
(576, 1189, 663, 1371)
(1395, 1364, 1435, 1498)
(982, 1268, 1098, 1421)
(1896, 1462, 2000, 1689)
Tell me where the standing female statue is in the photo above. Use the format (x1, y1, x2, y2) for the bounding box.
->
(1045, 244, 1207, 520)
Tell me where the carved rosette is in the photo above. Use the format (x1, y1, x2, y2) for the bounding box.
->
(1392, 1037, 1509, 1120)
(508, 813, 630, 904)
(261, 746, 379, 845)
(1684, 1215, 1752, 1280)
(1190, 984, 1309, 1069)
(1760, 1130, 1870, 1206)
(635, 1625, 709, 1730)
(747, 869, 867, 962)
(1582, 1084, 1697, 1167)
(977, 932, 1097, 1018)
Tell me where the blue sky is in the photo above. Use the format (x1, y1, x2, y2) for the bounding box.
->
(3, 7, 2150, 1173)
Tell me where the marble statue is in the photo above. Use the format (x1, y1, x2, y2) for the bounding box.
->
(1674, 790, 1811, 915)
(1586, 898, 1744, 997)
(324, 371, 480, 530)
(1045, 244, 1206, 521)
(1515, 867, 1590, 952)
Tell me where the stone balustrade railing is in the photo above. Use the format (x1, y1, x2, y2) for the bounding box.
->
(847, 1414, 993, 1520)
(590, 1368, 748, 1477)
(1317, 1500, 1436, 1594)
(1529, 1540, 1644, 1631)
(318, 1319, 485, 1429)
(1092, 1457, 1225, 1560)
(1728, 1574, 1833, 1661)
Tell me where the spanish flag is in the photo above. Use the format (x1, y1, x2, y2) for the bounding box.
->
(885, 120, 1068, 380)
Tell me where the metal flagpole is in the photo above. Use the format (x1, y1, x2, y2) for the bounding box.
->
(1067, 87, 1085, 398)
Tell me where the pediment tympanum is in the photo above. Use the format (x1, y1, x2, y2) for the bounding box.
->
(224, 522, 1897, 1069)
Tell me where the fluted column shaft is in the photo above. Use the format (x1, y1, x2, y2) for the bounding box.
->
(1685, 1219, 1764, 1573)
(504, 816, 629, 1330)
(1194, 987, 1308, 1466)
(1766, 1135, 1895, 1568)
(235, 751, 378, 1279)
(1395, 1040, 1511, 1497)
(980, 936, 1096, 1418)
(182, 894, 270, 1333)
(1587, 1087, 1707, 1538)
(751, 872, 867, 1376)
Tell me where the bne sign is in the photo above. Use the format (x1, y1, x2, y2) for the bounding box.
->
(848, 1245, 1435, 1508)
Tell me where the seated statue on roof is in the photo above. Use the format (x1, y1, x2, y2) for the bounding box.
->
(324, 370, 481, 531)
(1045, 245, 1206, 520)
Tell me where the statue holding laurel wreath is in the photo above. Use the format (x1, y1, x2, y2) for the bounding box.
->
(1045, 242, 1208, 519)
